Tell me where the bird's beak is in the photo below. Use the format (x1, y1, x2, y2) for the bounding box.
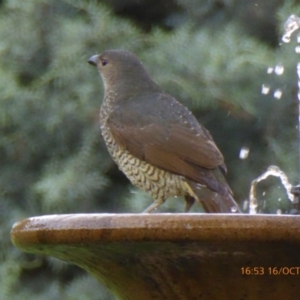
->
(87, 55, 99, 66)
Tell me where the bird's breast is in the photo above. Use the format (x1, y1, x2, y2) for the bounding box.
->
(99, 97, 190, 201)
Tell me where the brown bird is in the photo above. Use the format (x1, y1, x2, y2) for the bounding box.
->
(88, 49, 240, 213)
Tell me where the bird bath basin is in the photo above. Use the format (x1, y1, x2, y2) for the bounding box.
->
(11, 214, 300, 299)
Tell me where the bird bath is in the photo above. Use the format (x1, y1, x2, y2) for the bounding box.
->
(11, 213, 300, 300)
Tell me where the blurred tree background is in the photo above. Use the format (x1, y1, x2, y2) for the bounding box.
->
(1, 0, 300, 298)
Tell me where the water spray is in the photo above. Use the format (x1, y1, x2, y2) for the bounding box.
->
(249, 15, 300, 214)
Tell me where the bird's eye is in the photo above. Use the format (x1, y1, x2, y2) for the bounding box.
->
(101, 59, 108, 66)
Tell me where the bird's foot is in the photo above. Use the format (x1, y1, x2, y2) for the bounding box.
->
(184, 195, 196, 212)
(142, 201, 163, 213)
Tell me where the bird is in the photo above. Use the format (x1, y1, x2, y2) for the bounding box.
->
(87, 49, 241, 213)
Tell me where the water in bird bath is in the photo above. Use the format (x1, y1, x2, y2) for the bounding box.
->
(248, 15, 300, 214)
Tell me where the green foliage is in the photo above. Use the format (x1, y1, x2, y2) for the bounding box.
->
(145, 24, 274, 113)
(1, 0, 300, 298)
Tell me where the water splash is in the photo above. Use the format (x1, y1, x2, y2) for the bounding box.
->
(286, 17, 300, 182)
(250, 15, 300, 213)
(260, 15, 300, 185)
(262, 63, 286, 98)
(282, 15, 300, 44)
(261, 64, 285, 99)
(249, 166, 294, 214)
(261, 15, 300, 101)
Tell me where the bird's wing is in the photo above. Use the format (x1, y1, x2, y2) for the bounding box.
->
(107, 93, 226, 189)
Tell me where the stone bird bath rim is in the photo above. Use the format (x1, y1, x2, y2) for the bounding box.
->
(11, 213, 300, 300)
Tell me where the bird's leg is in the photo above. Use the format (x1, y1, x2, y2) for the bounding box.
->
(184, 195, 196, 212)
(142, 198, 165, 213)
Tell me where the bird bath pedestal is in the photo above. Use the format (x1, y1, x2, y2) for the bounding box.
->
(11, 214, 300, 299)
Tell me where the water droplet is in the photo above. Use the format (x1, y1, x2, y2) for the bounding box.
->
(282, 34, 291, 43)
(296, 46, 300, 53)
(274, 64, 284, 75)
(273, 89, 282, 99)
(230, 206, 238, 213)
(239, 146, 250, 159)
(261, 84, 270, 95)
(282, 15, 300, 43)
(267, 67, 274, 74)
(297, 63, 300, 79)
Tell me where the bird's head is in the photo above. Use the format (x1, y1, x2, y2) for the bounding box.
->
(88, 49, 160, 94)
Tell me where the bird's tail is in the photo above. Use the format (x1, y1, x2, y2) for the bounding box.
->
(186, 181, 241, 213)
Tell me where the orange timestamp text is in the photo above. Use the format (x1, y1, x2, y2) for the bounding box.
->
(241, 267, 300, 275)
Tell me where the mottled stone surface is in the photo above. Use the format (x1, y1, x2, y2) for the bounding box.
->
(11, 214, 300, 299)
